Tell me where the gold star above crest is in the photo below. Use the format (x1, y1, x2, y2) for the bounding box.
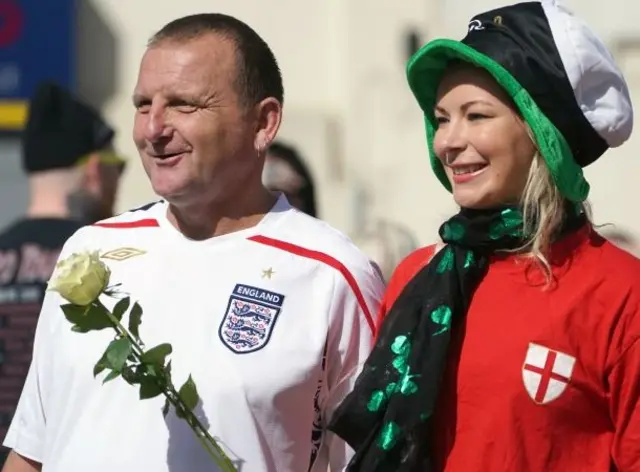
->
(262, 267, 275, 279)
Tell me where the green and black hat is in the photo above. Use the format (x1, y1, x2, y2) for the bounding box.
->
(407, 0, 633, 202)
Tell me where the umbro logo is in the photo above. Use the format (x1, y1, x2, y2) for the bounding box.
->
(101, 247, 146, 261)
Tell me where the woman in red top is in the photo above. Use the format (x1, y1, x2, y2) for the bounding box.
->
(329, 1, 640, 471)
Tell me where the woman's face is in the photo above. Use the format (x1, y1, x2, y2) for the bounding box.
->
(433, 65, 536, 209)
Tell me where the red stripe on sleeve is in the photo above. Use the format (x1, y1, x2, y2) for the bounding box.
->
(248, 234, 375, 333)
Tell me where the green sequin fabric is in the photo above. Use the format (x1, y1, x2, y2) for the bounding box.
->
(328, 205, 586, 472)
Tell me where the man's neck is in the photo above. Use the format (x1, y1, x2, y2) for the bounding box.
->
(167, 187, 278, 240)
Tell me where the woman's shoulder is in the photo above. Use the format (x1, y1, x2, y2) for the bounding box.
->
(384, 243, 442, 308)
(589, 230, 640, 287)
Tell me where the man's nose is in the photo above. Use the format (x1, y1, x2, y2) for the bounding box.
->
(144, 104, 172, 142)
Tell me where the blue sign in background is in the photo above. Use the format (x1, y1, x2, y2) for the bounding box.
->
(0, 0, 75, 129)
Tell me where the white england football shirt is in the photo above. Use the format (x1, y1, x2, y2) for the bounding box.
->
(4, 195, 384, 472)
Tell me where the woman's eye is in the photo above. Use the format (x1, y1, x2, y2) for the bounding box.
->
(468, 113, 489, 120)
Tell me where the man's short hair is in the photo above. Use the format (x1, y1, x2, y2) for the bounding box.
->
(149, 13, 284, 107)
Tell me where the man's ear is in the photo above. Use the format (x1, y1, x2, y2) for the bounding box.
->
(254, 97, 282, 153)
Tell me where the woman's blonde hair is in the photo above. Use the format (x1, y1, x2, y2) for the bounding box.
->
(517, 145, 591, 282)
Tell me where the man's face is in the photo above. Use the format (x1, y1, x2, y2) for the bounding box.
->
(132, 33, 259, 207)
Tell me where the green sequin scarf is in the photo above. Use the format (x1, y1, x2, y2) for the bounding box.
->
(328, 205, 585, 471)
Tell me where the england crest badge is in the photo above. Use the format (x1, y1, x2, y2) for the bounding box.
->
(219, 284, 285, 354)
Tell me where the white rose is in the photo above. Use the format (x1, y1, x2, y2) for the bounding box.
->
(48, 251, 111, 306)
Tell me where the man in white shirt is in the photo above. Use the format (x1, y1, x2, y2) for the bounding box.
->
(2, 13, 384, 472)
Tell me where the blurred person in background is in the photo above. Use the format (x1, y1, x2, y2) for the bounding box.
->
(0, 82, 125, 465)
(352, 219, 419, 282)
(263, 141, 318, 217)
(330, 1, 640, 471)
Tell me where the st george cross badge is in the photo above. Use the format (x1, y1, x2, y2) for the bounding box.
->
(522, 343, 576, 404)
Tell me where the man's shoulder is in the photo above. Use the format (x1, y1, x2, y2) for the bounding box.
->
(256, 211, 378, 279)
(255, 210, 384, 331)
(92, 201, 164, 229)
(64, 201, 164, 249)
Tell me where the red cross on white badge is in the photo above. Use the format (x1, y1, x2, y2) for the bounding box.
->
(522, 343, 576, 404)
